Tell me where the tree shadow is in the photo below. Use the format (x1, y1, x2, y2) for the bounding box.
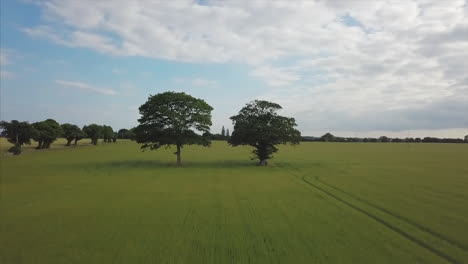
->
(88, 159, 258, 170)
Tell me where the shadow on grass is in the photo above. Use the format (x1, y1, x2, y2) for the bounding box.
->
(90, 159, 257, 169)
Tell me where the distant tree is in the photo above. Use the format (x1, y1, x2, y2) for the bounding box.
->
(117, 129, 127, 139)
(135, 92, 213, 165)
(112, 132, 118, 143)
(221, 126, 225, 137)
(117, 128, 135, 139)
(74, 129, 86, 145)
(129, 127, 137, 141)
(335, 136, 345, 142)
(226, 128, 230, 137)
(229, 100, 301, 166)
(202, 131, 213, 138)
(379, 136, 389, 143)
(301, 136, 318, 142)
(32, 119, 63, 149)
(83, 124, 102, 145)
(61, 123, 82, 146)
(422, 137, 437, 143)
(320, 132, 335, 142)
(0, 120, 34, 155)
(102, 125, 114, 143)
(202, 132, 229, 141)
(465, 135, 468, 142)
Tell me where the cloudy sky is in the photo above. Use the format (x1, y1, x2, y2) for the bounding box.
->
(1, 0, 467, 138)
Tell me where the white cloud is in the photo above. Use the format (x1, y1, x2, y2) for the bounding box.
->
(24, 26, 125, 55)
(1, 71, 16, 79)
(112, 68, 124, 75)
(251, 65, 300, 86)
(0, 49, 11, 65)
(1, 49, 17, 79)
(24, 0, 468, 133)
(173, 77, 217, 88)
(55, 80, 116, 95)
(191, 78, 217, 87)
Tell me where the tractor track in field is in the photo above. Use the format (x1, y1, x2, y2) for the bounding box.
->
(277, 162, 465, 264)
(278, 161, 468, 251)
(315, 176, 468, 252)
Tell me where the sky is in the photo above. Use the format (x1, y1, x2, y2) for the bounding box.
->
(1, 0, 467, 138)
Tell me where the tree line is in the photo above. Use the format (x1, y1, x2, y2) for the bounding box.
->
(0, 119, 137, 155)
(2, 91, 466, 166)
(203, 125, 231, 140)
(302, 133, 468, 143)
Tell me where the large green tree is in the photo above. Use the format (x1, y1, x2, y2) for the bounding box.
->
(135, 92, 213, 165)
(0, 120, 34, 155)
(32, 119, 63, 149)
(229, 100, 301, 166)
(61, 123, 82, 146)
(83, 124, 102, 145)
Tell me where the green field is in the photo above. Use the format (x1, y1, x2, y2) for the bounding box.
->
(1, 140, 468, 263)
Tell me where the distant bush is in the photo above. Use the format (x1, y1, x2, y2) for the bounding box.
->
(8, 145, 22, 155)
(300, 133, 466, 143)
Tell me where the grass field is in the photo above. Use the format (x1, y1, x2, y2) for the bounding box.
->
(1, 139, 468, 263)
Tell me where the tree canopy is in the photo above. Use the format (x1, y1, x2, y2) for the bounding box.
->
(0, 120, 35, 155)
(102, 125, 114, 143)
(229, 100, 301, 165)
(61, 123, 83, 146)
(135, 91, 213, 165)
(117, 128, 135, 139)
(32, 119, 63, 149)
(83, 124, 102, 145)
(379, 136, 390, 143)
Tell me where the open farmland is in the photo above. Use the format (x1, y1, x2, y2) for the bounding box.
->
(1, 140, 468, 264)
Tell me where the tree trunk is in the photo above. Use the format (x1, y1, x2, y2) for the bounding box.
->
(66, 139, 72, 146)
(37, 140, 43, 149)
(74, 138, 78, 145)
(255, 143, 269, 166)
(12, 143, 22, 155)
(176, 144, 182, 166)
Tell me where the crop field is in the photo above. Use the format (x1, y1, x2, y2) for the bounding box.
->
(1, 140, 468, 264)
